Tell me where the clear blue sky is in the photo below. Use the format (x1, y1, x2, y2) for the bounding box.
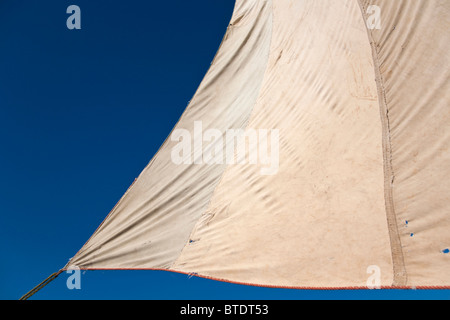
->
(0, 0, 448, 300)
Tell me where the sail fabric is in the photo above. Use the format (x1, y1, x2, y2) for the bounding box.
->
(66, 0, 450, 289)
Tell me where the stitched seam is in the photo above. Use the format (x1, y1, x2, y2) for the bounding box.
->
(356, 0, 407, 287)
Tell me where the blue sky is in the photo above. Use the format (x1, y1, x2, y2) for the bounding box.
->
(0, 0, 448, 300)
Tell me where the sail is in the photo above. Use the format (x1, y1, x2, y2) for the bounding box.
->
(65, 0, 450, 289)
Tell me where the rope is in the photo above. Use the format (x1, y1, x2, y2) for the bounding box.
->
(19, 270, 63, 300)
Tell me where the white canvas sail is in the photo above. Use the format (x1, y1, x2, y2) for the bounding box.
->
(65, 0, 450, 289)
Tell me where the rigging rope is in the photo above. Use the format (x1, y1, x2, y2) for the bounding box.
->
(19, 270, 63, 300)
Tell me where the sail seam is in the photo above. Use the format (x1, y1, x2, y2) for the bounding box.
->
(356, 0, 407, 287)
(170, 0, 275, 270)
